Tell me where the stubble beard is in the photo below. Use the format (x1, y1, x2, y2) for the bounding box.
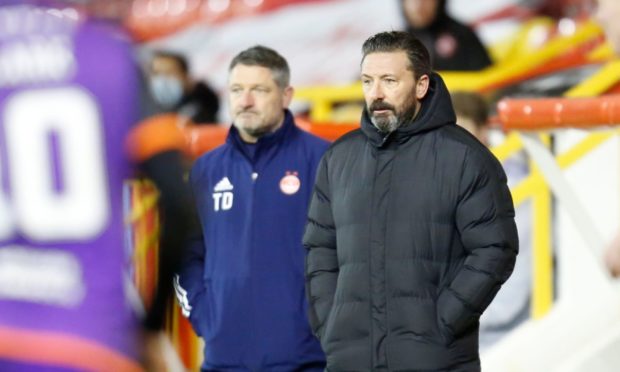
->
(235, 111, 281, 141)
(242, 125, 273, 139)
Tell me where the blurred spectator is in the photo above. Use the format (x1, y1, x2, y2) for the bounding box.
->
(149, 50, 220, 125)
(174, 46, 328, 371)
(451, 91, 532, 349)
(596, 0, 620, 276)
(400, 0, 492, 71)
(0, 2, 192, 371)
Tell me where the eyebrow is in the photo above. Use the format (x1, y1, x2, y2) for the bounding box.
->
(361, 74, 397, 79)
(229, 83, 266, 88)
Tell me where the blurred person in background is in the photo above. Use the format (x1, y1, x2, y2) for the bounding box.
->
(400, 0, 493, 71)
(451, 91, 532, 349)
(596, 0, 620, 276)
(174, 45, 328, 371)
(303, 31, 517, 371)
(149, 50, 220, 125)
(0, 1, 192, 371)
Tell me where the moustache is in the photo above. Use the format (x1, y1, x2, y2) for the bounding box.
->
(369, 101, 395, 113)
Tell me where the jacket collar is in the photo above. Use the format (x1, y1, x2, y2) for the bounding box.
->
(360, 72, 456, 148)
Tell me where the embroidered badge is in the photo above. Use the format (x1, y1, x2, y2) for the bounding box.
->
(436, 33, 457, 59)
(280, 171, 300, 195)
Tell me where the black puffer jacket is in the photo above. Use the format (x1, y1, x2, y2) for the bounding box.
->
(303, 73, 518, 371)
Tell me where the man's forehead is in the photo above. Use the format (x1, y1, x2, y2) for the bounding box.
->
(229, 64, 275, 84)
(152, 57, 181, 71)
(361, 51, 411, 75)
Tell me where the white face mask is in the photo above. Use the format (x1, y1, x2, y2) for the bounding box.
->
(150, 75, 183, 108)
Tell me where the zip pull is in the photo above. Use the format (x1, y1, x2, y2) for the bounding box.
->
(380, 132, 392, 147)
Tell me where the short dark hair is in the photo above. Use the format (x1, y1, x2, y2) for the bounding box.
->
(229, 45, 290, 89)
(451, 91, 489, 129)
(361, 31, 431, 80)
(152, 50, 189, 74)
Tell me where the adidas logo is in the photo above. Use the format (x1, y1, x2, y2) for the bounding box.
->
(214, 177, 234, 192)
(213, 177, 234, 212)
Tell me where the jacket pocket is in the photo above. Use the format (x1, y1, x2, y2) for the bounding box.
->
(190, 281, 216, 340)
(436, 314, 455, 346)
(188, 290, 207, 338)
(435, 290, 456, 346)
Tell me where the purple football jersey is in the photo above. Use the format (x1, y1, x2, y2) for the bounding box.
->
(0, 3, 142, 370)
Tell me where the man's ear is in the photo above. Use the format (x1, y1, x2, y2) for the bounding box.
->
(282, 86, 294, 108)
(416, 74, 430, 100)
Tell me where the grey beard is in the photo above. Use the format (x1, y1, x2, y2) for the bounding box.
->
(371, 114, 399, 133)
(370, 102, 418, 134)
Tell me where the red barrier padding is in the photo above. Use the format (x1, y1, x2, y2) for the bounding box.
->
(183, 125, 229, 159)
(183, 121, 359, 159)
(497, 94, 620, 130)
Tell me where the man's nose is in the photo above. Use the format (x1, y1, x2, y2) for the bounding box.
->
(239, 91, 254, 108)
(368, 82, 385, 101)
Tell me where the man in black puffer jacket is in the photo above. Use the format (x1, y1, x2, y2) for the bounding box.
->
(303, 31, 518, 371)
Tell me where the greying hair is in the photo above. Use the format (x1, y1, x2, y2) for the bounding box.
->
(229, 45, 290, 89)
(362, 31, 431, 80)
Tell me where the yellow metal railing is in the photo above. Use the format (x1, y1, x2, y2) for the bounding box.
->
(564, 59, 620, 97)
(487, 58, 620, 318)
(295, 20, 607, 122)
(491, 17, 555, 63)
(530, 159, 553, 320)
(492, 128, 619, 318)
(490, 133, 554, 319)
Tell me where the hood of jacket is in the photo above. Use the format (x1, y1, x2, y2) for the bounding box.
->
(360, 72, 456, 147)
